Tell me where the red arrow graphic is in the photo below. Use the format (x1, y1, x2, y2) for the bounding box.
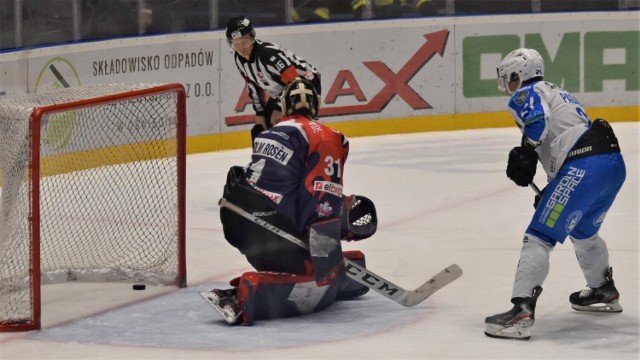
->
(321, 29, 449, 117)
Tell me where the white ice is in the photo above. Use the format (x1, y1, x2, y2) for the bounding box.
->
(1, 123, 638, 360)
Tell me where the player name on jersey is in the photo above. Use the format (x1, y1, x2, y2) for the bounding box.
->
(253, 138, 294, 165)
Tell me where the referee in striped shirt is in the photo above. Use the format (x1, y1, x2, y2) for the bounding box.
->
(225, 16, 322, 142)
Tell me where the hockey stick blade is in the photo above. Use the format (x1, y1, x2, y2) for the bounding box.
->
(399, 264, 463, 307)
(344, 259, 462, 307)
(219, 197, 463, 307)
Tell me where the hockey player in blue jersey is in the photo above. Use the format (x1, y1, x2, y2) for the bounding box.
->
(484, 48, 626, 340)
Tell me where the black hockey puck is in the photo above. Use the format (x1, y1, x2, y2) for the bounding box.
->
(132, 284, 146, 290)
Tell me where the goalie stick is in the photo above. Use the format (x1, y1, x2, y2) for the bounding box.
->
(218, 197, 462, 307)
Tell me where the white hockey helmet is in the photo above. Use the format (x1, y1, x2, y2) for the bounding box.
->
(497, 48, 544, 94)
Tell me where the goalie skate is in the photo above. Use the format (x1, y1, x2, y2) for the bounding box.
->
(199, 289, 242, 325)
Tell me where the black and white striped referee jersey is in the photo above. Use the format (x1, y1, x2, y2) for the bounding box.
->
(233, 39, 321, 115)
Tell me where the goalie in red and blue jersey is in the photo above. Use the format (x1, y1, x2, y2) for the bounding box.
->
(201, 78, 378, 325)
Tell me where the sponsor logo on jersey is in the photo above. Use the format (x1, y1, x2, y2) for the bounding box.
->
(256, 72, 270, 88)
(270, 131, 290, 140)
(593, 211, 607, 226)
(253, 138, 294, 165)
(565, 211, 582, 233)
(254, 187, 283, 204)
(550, 156, 557, 173)
(314, 181, 343, 197)
(316, 201, 333, 217)
(540, 166, 585, 228)
(514, 90, 527, 106)
(567, 146, 592, 158)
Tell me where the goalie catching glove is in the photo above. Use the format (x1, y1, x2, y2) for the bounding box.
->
(341, 195, 377, 241)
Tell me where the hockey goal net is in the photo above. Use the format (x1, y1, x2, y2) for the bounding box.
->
(0, 83, 186, 332)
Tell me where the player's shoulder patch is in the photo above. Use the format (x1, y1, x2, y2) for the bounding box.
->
(513, 89, 529, 106)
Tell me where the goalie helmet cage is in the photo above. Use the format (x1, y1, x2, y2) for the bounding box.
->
(0, 83, 187, 332)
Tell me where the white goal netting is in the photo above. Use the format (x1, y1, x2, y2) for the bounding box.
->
(0, 83, 186, 330)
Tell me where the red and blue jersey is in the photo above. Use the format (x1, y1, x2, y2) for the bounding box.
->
(244, 114, 349, 233)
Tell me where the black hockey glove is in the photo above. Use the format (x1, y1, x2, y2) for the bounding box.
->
(533, 185, 547, 209)
(506, 146, 538, 187)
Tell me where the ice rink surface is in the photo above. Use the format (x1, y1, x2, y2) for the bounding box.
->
(1, 122, 638, 360)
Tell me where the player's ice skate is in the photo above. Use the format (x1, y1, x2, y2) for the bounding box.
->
(484, 286, 542, 340)
(199, 289, 242, 325)
(569, 267, 623, 313)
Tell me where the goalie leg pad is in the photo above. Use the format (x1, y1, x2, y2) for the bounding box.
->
(309, 218, 345, 286)
(336, 250, 370, 300)
(235, 271, 341, 324)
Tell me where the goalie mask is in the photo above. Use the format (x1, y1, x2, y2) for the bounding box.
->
(497, 48, 544, 94)
(280, 78, 320, 119)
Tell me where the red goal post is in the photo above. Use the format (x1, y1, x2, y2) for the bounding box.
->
(0, 83, 187, 332)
